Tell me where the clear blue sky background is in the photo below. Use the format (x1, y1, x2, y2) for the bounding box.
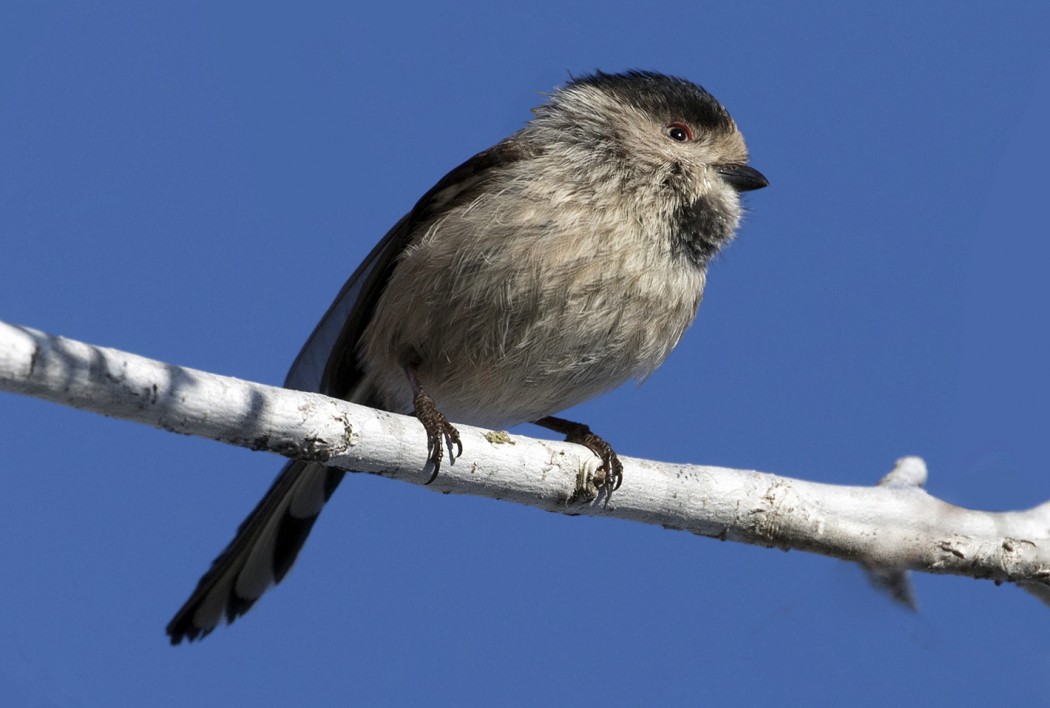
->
(2, 2, 1048, 706)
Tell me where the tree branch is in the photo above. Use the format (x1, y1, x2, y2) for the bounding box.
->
(2, 319, 1049, 607)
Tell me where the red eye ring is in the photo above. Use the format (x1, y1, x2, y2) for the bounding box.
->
(666, 121, 693, 142)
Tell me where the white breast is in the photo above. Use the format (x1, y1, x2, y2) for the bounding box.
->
(358, 175, 707, 427)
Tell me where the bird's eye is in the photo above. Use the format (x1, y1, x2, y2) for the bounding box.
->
(665, 122, 693, 143)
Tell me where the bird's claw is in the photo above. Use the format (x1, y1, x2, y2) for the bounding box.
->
(534, 416, 623, 491)
(577, 431, 623, 491)
(414, 389, 461, 484)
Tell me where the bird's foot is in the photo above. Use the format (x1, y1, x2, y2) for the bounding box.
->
(534, 416, 623, 490)
(413, 387, 462, 484)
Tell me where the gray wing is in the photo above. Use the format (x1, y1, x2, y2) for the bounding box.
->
(283, 212, 414, 396)
(287, 137, 537, 401)
(166, 138, 533, 643)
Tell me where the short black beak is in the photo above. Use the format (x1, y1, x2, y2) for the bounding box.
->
(718, 164, 769, 192)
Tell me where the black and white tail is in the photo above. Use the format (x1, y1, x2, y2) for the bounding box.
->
(166, 461, 345, 643)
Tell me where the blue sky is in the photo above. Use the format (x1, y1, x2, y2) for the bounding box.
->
(2, 2, 1049, 706)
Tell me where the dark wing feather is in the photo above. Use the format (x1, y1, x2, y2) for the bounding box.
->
(167, 137, 534, 644)
(286, 137, 536, 400)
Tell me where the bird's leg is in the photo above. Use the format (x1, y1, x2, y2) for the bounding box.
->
(405, 368, 462, 484)
(533, 416, 623, 490)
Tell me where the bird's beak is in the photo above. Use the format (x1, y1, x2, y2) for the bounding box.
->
(718, 164, 769, 192)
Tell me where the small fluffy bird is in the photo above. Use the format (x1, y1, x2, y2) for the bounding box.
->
(167, 70, 767, 643)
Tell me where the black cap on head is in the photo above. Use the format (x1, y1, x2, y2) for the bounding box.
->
(567, 70, 734, 133)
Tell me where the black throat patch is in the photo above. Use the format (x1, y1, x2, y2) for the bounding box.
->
(670, 194, 736, 269)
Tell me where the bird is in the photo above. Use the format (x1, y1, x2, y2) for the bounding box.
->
(166, 70, 767, 643)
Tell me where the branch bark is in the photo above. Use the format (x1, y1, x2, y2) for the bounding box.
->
(2, 319, 1049, 607)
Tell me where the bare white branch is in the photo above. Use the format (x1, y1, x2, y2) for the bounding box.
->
(3, 319, 1050, 606)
